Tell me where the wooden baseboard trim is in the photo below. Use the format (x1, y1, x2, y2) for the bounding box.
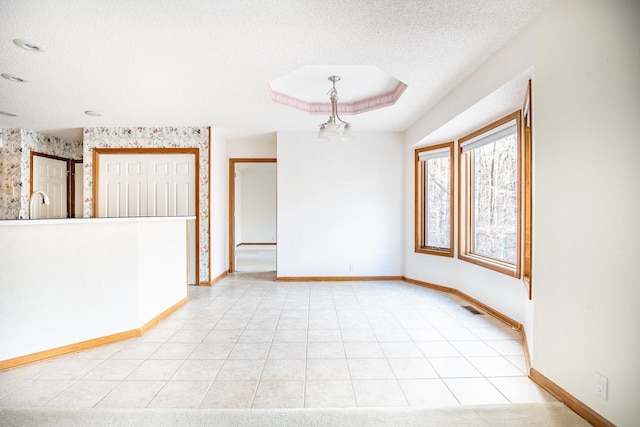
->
(529, 369, 615, 427)
(276, 276, 404, 282)
(0, 329, 138, 371)
(404, 277, 453, 294)
(404, 277, 521, 330)
(0, 297, 188, 371)
(209, 270, 228, 286)
(139, 297, 188, 334)
(520, 327, 532, 375)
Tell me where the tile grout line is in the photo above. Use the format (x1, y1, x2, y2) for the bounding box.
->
(0, 271, 554, 409)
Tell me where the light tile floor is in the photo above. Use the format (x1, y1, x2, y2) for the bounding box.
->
(235, 244, 277, 273)
(0, 271, 557, 409)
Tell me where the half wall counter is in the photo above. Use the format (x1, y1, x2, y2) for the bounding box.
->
(0, 216, 193, 368)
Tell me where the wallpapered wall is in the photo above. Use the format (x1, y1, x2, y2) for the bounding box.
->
(82, 127, 210, 282)
(0, 128, 83, 220)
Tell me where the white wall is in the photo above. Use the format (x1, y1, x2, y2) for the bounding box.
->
(405, 0, 639, 424)
(228, 133, 277, 158)
(209, 130, 229, 281)
(238, 167, 277, 243)
(136, 219, 189, 324)
(531, 1, 639, 425)
(277, 132, 404, 278)
(0, 217, 188, 362)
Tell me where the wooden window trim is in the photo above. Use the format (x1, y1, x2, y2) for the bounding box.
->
(523, 79, 533, 298)
(415, 141, 454, 257)
(458, 111, 522, 278)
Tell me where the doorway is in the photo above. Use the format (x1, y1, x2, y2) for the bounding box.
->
(229, 158, 277, 273)
(30, 152, 71, 219)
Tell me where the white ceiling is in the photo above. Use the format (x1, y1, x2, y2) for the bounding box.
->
(0, 0, 555, 143)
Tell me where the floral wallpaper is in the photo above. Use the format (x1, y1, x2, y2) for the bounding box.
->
(0, 128, 21, 220)
(83, 127, 210, 282)
(0, 128, 82, 220)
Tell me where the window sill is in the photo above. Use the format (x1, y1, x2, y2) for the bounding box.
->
(458, 253, 519, 277)
(416, 246, 453, 258)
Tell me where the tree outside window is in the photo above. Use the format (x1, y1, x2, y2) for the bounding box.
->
(459, 112, 521, 277)
(472, 133, 518, 263)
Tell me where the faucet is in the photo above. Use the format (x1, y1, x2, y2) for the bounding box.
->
(29, 190, 50, 219)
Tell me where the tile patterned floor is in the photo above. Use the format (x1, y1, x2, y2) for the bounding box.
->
(235, 244, 277, 273)
(0, 271, 556, 409)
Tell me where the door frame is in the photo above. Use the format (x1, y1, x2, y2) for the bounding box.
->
(228, 158, 277, 273)
(71, 159, 83, 218)
(30, 151, 72, 218)
(93, 147, 200, 284)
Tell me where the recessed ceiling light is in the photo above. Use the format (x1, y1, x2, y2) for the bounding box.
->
(84, 110, 103, 117)
(0, 111, 18, 117)
(1, 73, 28, 83)
(13, 38, 46, 52)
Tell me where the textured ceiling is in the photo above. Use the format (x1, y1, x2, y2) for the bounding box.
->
(0, 0, 555, 142)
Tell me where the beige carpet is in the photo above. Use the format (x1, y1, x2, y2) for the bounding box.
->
(0, 403, 589, 427)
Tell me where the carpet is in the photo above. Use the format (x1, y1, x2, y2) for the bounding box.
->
(0, 403, 590, 427)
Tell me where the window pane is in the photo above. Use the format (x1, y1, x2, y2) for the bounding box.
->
(471, 133, 517, 263)
(425, 156, 450, 248)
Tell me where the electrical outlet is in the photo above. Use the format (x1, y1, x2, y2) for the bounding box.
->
(349, 263, 355, 271)
(594, 372, 608, 400)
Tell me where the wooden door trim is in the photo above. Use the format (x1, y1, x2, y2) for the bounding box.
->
(93, 148, 200, 285)
(71, 160, 82, 218)
(228, 158, 277, 273)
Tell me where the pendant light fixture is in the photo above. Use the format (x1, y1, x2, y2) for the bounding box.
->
(317, 76, 352, 140)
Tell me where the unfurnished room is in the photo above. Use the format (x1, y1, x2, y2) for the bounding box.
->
(0, 1, 638, 426)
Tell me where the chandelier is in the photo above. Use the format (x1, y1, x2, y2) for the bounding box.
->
(317, 76, 352, 140)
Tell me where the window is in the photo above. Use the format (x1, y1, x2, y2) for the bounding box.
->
(415, 142, 454, 257)
(459, 112, 521, 276)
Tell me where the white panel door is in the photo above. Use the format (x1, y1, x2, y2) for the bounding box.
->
(99, 157, 147, 217)
(147, 156, 195, 217)
(98, 153, 197, 284)
(32, 155, 67, 219)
